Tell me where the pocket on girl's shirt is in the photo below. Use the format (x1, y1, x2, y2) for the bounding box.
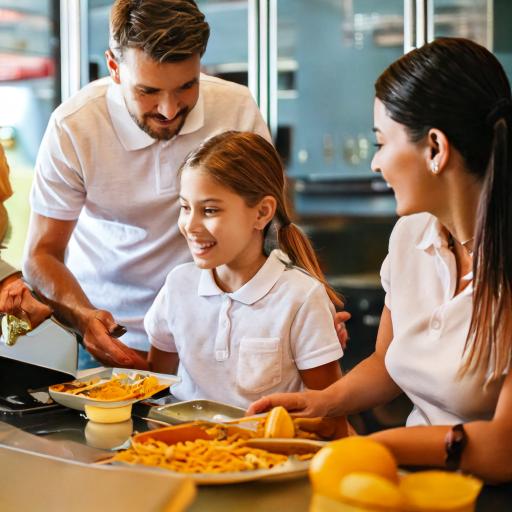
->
(236, 337, 282, 394)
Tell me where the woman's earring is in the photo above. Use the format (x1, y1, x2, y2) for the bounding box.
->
(430, 160, 440, 174)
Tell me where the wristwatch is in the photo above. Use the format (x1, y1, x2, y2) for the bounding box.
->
(444, 423, 468, 471)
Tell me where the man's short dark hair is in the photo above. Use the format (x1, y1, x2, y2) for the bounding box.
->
(110, 0, 210, 62)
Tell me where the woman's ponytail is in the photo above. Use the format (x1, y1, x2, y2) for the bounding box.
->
(462, 108, 512, 383)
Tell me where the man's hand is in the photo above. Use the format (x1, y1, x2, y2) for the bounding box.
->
(81, 309, 148, 370)
(0, 276, 52, 328)
(247, 389, 329, 418)
(335, 310, 351, 349)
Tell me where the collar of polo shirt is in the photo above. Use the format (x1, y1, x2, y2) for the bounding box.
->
(197, 250, 290, 305)
(106, 75, 205, 152)
(415, 215, 473, 284)
(415, 216, 449, 253)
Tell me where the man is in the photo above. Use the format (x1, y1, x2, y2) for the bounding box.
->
(23, 0, 270, 369)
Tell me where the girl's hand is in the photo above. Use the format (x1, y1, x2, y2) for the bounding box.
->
(0, 276, 52, 328)
(247, 389, 330, 417)
(335, 310, 351, 349)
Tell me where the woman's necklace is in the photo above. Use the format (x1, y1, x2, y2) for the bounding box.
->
(448, 234, 475, 257)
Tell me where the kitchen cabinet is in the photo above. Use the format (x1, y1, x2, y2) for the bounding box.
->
(74, 1, 512, 183)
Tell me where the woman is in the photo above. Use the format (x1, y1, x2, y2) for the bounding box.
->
(0, 144, 51, 328)
(0, 264, 52, 328)
(248, 38, 512, 483)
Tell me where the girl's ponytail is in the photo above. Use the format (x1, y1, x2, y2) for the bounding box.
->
(277, 217, 344, 309)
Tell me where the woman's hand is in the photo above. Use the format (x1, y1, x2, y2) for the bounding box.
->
(247, 389, 331, 417)
(0, 276, 52, 328)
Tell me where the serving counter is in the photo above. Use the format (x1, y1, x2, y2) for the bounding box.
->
(1, 403, 511, 512)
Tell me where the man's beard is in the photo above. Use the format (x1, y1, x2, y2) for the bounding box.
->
(129, 108, 189, 141)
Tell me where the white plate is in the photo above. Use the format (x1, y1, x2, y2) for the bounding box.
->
(49, 368, 179, 411)
(114, 438, 325, 485)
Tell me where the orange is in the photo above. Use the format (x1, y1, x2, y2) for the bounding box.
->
(339, 472, 403, 510)
(400, 471, 482, 512)
(310, 493, 369, 511)
(264, 406, 295, 438)
(309, 437, 399, 500)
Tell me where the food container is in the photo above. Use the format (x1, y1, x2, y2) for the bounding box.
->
(85, 404, 133, 424)
(84, 418, 134, 449)
(400, 471, 483, 512)
(0, 317, 77, 377)
(148, 399, 246, 425)
(0, 318, 78, 412)
(48, 369, 179, 411)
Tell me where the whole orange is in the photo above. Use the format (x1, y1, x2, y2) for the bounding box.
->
(309, 437, 399, 500)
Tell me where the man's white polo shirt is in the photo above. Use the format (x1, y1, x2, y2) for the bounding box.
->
(145, 250, 343, 408)
(30, 74, 270, 350)
(383, 213, 507, 426)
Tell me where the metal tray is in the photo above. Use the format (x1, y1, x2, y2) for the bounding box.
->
(148, 399, 245, 425)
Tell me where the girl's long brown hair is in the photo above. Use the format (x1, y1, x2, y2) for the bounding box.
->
(179, 131, 343, 309)
(375, 38, 512, 383)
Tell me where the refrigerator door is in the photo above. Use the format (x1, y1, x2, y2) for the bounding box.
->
(0, 0, 60, 265)
(273, 0, 405, 180)
(427, 0, 490, 47)
(85, 0, 254, 90)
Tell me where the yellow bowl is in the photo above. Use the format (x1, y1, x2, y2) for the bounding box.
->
(310, 493, 381, 511)
(400, 471, 483, 512)
(85, 419, 133, 449)
(84, 403, 133, 424)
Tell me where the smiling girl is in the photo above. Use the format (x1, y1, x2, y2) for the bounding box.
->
(145, 131, 347, 411)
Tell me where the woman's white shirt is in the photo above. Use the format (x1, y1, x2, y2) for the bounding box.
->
(145, 250, 343, 408)
(382, 213, 506, 426)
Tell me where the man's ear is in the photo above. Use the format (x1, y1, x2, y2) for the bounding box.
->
(426, 128, 450, 175)
(105, 49, 121, 84)
(255, 196, 277, 230)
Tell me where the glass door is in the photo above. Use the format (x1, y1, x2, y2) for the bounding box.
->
(0, 0, 59, 265)
(85, 0, 254, 90)
(274, 0, 405, 181)
(494, 0, 512, 81)
(427, 1, 512, 98)
(197, 0, 252, 87)
(428, 0, 490, 47)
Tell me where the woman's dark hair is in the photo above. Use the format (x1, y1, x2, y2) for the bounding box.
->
(375, 37, 512, 382)
(179, 131, 343, 309)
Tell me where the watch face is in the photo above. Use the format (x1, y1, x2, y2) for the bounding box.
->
(444, 424, 467, 471)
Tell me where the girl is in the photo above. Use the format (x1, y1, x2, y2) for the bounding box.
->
(146, 131, 346, 412)
(249, 38, 512, 483)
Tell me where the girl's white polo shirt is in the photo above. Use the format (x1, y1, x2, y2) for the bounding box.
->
(383, 213, 507, 426)
(145, 250, 343, 408)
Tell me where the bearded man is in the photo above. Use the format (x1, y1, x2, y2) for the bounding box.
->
(23, 0, 270, 368)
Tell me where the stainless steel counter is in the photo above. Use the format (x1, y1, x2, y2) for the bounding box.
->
(1, 404, 511, 512)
